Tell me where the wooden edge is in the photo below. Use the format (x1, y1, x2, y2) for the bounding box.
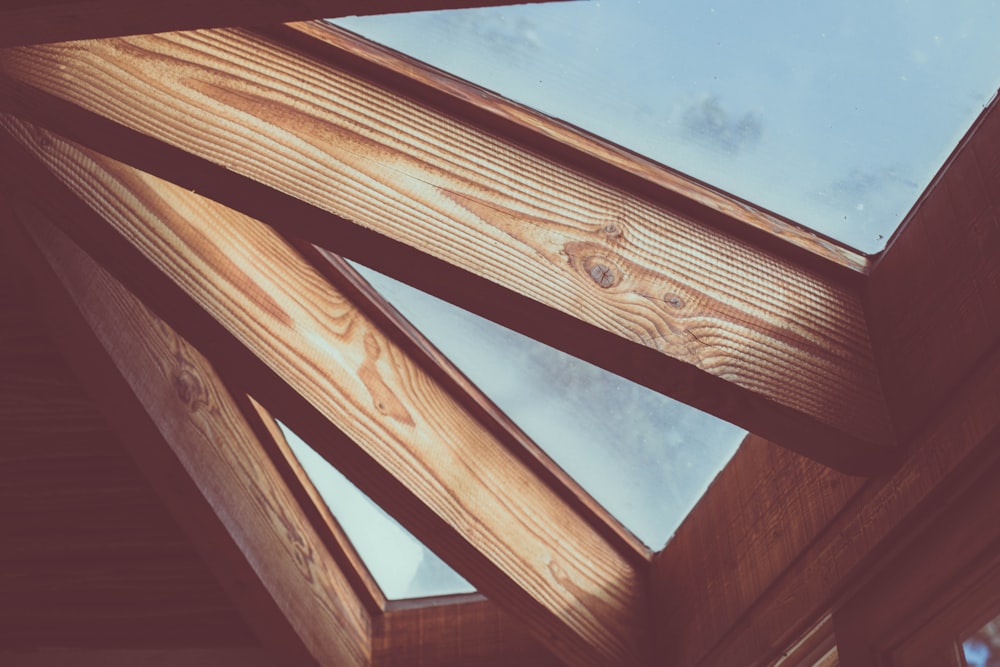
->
(0, 39, 895, 475)
(374, 594, 566, 666)
(0, 0, 570, 48)
(241, 395, 388, 613)
(272, 20, 871, 280)
(1, 198, 372, 667)
(0, 118, 648, 667)
(675, 335, 1000, 667)
(297, 243, 650, 565)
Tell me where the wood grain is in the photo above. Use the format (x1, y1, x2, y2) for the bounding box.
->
(866, 94, 1000, 441)
(373, 595, 565, 666)
(656, 332, 1000, 667)
(6, 200, 372, 667)
(0, 0, 568, 48)
(0, 118, 647, 667)
(302, 245, 649, 564)
(0, 28, 895, 473)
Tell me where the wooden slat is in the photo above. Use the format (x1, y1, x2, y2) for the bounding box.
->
(866, 93, 1000, 441)
(653, 332, 1000, 667)
(373, 595, 564, 667)
(0, 27, 895, 474)
(4, 199, 373, 667)
(0, 119, 647, 667)
(0, 1, 566, 48)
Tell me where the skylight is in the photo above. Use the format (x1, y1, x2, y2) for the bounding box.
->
(350, 262, 746, 549)
(277, 422, 475, 600)
(332, 0, 1000, 252)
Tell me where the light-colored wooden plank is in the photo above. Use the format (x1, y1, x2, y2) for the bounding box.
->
(0, 1, 566, 48)
(4, 199, 373, 667)
(866, 94, 1000, 441)
(0, 26, 895, 473)
(0, 118, 647, 667)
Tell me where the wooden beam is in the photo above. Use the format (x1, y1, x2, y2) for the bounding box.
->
(3, 199, 373, 667)
(0, 1, 566, 48)
(0, 118, 648, 667)
(300, 245, 649, 562)
(865, 93, 1000, 441)
(0, 26, 895, 473)
(652, 332, 1000, 667)
(373, 595, 564, 666)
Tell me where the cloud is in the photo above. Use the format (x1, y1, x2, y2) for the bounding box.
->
(680, 95, 764, 154)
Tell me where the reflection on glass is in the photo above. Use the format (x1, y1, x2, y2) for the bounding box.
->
(964, 613, 1000, 667)
(331, 1, 1000, 252)
(276, 422, 474, 600)
(351, 262, 746, 549)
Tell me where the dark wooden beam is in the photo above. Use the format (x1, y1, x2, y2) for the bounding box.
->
(866, 93, 1000, 442)
(3, 198, 373, 667)
(652, 332, 1000, 667)
(0, 26, 895, 474)
(0, 118, 648, 667)
(0, 1, 567, 48)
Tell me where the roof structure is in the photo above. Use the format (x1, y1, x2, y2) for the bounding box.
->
(1, 3, 999, 667)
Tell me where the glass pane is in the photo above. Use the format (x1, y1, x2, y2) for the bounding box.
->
(276, 421, 474, 600)
(331, 1, 1000, 252)
(964, 613, 1000, 667)
(350, 262, 746, 549)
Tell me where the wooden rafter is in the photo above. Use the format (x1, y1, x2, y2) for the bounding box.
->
(3, 199, 373, 667)
(0, 1, 567, 48)
(0, 26, 895, 473)
(0, 117, 647, 667)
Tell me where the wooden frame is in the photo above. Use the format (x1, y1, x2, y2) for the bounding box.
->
(0, 23, 895, 474)
(1, 8, 998, 667)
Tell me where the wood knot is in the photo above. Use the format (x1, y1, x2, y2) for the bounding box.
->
(664, 293, 685, 309)
(588, 263, 616, 288)
(601, 223, 623, 239)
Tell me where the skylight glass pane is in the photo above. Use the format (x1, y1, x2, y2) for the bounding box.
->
(332, 1, 1000, 252)
(350, 262, 746, 549)
(276, 422, 474, 600)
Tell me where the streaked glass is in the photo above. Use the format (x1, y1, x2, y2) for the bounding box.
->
(332, 1, 1000, 252)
